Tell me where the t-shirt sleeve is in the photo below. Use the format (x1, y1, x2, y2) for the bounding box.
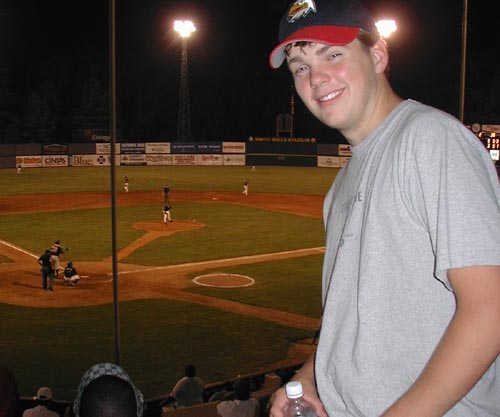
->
(403, 111, 500, 288)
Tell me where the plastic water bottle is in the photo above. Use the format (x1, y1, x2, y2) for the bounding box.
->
(283, 381, 318, 417)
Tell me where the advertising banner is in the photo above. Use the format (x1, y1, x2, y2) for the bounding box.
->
(250, 137, 316, 143)
(338, 144, 352, 156)
(43, 144, 68, 155)
(223, 154, 245, 166)
(172, 154, 196, 165)
(121, 143, 145, 154)
(96, 143, 120, 155)
(16, 156, 43, 167)
(196, 154, 223, 165)
(71, 155, 96, 167)
(223, 142, 246, 153)
(121, 154, 146, 165)
(146, 154, 173, 165)
(196, 143, 222, 154)
(340, 156, 351, 167)
(317, 156, 341, 168)
(70, 154, 116, 166)
(145, 143, 170, 154)
(42, 155, 68, 167)
(172, 143, 196, 154)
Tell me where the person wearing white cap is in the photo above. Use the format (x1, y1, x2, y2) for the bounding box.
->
(22, 387, 59, 417)
(268, 0, 500, 417)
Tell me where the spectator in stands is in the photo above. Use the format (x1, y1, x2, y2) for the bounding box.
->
(216, 379, 260, 417)
(22, 387, 59, 417)
(0, 366, 22, 417)
(168, 364, 205, 408)
(68, 362, 144, 417)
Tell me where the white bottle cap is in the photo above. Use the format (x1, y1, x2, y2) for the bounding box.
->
(285, 381, 304, 399)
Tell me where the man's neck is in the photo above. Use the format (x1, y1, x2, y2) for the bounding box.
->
(344, 81, 403, 146)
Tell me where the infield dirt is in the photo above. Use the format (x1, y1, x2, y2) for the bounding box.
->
(0, 190, 323, 331)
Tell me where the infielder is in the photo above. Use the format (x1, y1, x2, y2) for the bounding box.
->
(242, 179, 249, 195)
(163, 184, 173, 223)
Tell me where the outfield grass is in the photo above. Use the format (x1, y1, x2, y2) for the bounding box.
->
(0, 165, 338, 195)
(0, 165, 337, 400)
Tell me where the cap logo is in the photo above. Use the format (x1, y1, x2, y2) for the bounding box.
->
(287, 0, 317, 23)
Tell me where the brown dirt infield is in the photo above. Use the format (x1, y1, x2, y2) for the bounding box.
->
(0, 191, 323, 331)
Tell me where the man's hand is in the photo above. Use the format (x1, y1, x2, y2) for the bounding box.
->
(268, 382, 327, 417)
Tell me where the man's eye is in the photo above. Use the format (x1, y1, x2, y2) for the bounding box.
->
(293, 65, 308, 75)
(328, 53, 341, 60)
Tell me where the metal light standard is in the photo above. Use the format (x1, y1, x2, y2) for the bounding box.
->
(174, 20, 196, 142)
(459, 0, 468, 123)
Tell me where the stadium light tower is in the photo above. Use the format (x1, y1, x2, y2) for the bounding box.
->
(375, 19, 397, 40)
(174, 20, 196, 142)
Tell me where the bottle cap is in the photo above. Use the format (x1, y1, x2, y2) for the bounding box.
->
(285, 381, 304, 399)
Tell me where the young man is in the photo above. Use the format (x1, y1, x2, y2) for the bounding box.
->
(268, 1, 500, 416)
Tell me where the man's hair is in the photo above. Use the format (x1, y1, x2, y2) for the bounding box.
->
(79, 375, 137, 417)
(233, 380, 250, 401)
(185, 364, 196, 378)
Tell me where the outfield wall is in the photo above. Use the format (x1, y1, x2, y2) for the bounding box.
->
(0, 140, 351, 169)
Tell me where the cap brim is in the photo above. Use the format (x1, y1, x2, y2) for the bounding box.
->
(269, 26, 360, 69)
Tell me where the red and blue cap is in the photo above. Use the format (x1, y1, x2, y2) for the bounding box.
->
(269, 0, 378, 69)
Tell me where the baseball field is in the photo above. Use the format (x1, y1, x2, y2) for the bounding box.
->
(0, 165, 338, 401)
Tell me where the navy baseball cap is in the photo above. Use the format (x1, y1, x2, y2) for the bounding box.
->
(269, 0, 378, 69)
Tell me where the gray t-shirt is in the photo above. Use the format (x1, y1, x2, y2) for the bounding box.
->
(316, 100, 500, 416)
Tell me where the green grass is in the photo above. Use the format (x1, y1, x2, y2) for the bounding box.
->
(0, 203, 324, 263)
(0, 165, 338, 195)
(187, 255, 324, 318)
(0, 165, 336, 400)
(0, 300, 312, 399)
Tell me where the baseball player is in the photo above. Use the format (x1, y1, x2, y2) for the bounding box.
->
(50, 240, 66, 277)
(242, 179, 249, 195)
(163, 184, 172, 223)
(163, 205, 172, 223)
(124, 176, 129, 192)
(63, 261, 80, 286)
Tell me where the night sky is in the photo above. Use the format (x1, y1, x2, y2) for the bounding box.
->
(1, 0, 497, 143)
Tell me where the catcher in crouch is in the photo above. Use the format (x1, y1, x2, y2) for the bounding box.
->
(63, 261, 80, 286)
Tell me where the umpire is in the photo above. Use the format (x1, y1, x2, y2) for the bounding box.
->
(38, 250, 55, 291)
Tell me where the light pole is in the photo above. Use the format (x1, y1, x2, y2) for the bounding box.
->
(174, 20, 196, 142)
(459, 0, 468, 123)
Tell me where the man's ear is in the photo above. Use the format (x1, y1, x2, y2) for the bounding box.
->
(370, 39, 390, 74)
